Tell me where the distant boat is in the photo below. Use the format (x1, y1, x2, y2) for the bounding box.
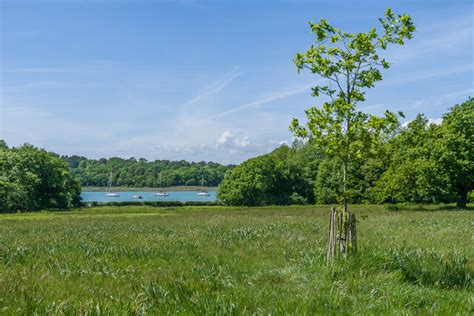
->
(197, 174, 210, 197)
(133, 194, 143, 199)
(155, 172, 169, 197)
(105, 172, 120, 197)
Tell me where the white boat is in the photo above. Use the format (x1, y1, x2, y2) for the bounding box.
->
(105, 172, 120, 197)
(155, 172, 169, 197)
(197, 174, 210, 196)
(133, 194, 143, 199)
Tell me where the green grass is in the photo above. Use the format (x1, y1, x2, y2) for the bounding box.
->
(0, 205, 472, 314)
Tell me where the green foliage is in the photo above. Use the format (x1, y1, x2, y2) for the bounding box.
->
(63, 155, 232, 188)
(438, 98, 474, 208)
(373, 115, 452, 203)
(0, 142, 81, 212)
(217, 145, 315, 206)
(217, 154, 290, 206)
(313, 158, 340, 204)
(219, 99, 472, 206)
(290, 8, 414, 210)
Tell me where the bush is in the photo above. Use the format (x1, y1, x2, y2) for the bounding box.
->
(217, 148, 313, 206)
(217, 155, 289, 206)
(0, 143, 81, 212)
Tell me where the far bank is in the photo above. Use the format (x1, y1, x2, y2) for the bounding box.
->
(82, 186, 217, 192)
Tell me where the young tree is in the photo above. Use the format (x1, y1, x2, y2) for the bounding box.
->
(290, 9, 415, 214)
(290, 9, 415, 259)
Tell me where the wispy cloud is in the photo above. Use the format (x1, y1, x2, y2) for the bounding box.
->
(384, 63, 474, 86)
(363, 88, 474, 117)
(358, 103, 386, 111)
(410, 88, 474, 110)
(208, 82, 317, 119)
(180, 67, 241, 108)
(2, 68, 82, 73)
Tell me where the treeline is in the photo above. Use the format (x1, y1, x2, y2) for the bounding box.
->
(63, 156, 233, 188)
(0, 142, 81, 212)
(217, 99, 473, 208)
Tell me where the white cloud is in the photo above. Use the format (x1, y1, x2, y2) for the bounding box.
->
(213, 130, 290, 158)
(234, 136, 250, 148)
(428, 118, 443, 125)
(216, 131, 234, 146)
(402, 117, 443, 128)
(267, 139, 289, 146)
(216, 131, 251, 150)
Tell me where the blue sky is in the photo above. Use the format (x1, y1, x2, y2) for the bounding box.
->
(1, 0, 473, 164)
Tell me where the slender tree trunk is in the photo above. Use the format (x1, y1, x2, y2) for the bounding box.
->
(343, 160, 348, 213)
(456, 188, 468, 209)
(343, 115, 350, 214)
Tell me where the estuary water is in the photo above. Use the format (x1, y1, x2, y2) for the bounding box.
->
(81, 190, 216, 202)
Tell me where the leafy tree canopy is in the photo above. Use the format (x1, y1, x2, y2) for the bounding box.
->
(218, 99, 472, 207)
(0, 142, 81, 212)
(438, 98, 473, 208)
(290, 8, 415, 211)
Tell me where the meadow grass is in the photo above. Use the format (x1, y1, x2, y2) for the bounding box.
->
(0, 205, 472, 314)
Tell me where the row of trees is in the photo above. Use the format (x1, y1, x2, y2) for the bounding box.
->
(1, 99, 469, 212)
(217, 98, 473, 208)
(0, 142, 81, 212)
(63, 156, 233, 187)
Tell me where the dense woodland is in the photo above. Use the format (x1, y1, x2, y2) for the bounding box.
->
(218, 99, 473, 208)
(0, 142, 81, 212)
(63, 156, 232, 188)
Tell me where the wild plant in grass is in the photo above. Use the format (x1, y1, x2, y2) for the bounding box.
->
(390, 248, 472, 289)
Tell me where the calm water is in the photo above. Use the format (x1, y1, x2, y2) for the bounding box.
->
(81, 190, 216, 202)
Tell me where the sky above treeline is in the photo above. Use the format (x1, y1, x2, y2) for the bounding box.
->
(1, 0, 473, 164)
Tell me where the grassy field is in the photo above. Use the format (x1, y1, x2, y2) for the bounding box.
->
(0, 205, 472, 314)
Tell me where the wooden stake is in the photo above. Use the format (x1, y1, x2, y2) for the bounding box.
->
(327, 207, 358, 263)
(326, 207, 336, 263)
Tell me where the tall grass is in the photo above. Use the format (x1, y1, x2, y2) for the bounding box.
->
(389, 248, 472, 289)
(0, 205, 472, 314)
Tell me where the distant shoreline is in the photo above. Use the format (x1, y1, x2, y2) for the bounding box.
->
(82, 186, 217, 192)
